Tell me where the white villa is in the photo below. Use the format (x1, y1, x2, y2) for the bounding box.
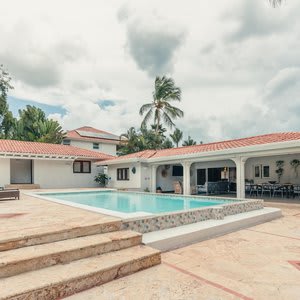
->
(0, 139, 112, 189)
(100, 132, 300, 198)
(62, 126, 122, 156)
(1, 132, 300, 196)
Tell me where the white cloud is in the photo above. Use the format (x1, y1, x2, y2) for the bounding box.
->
(0, 0, 299, 142)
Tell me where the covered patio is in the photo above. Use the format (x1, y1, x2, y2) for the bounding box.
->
(102, 132, 300, 201)
(151, 151, 300, 200)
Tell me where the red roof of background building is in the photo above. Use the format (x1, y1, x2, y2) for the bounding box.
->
(105, 132, 300, 162)
(66, 126, 120, 143)
(0, 139, 114, 160)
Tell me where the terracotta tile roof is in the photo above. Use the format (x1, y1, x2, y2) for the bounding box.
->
(104, 132, 300, 163)
(66, 126, 120, 143)
(0, 139, 114, 160)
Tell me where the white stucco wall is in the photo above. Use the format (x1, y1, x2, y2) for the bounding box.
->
(0, 158, 10, 187)
(107, 163, 141, 190)
(33, 159, 100, 188)
(156, 165, 183, 191)
(140, 163, 151, 191)
(68, 140, 117, 156)
(101, 143, 117, 156)
(245, 154, 300, 184)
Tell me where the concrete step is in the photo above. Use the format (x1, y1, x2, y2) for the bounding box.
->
(0, 230, 141, 278)
(0, 221, 121, 251)
(143, 207, 282, 251)
(0, 245, 161, 300)
(4, 184, 40, 190)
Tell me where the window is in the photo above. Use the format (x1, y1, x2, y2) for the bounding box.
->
(63, 139, 71, 145)
(254, 165, 261, 178)
(117, 168, 129, 180)
(263, 165, 270, 178)
(93, 143, 99, 149)
(73, 161, 91, 173)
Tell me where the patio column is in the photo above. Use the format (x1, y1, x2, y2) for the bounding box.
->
(151, 165, 158, 193)
(234, 157, 247, 199)
(183, 161, 192, 195)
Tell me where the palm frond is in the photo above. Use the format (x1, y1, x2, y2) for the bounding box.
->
(163, 102, 184, 118)
(162, 112, 175, 129)
(141, 108, 154, 128)
(139, 103, 153, 115)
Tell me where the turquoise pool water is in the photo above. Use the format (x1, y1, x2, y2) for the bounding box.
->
(39, 191, 230, 214)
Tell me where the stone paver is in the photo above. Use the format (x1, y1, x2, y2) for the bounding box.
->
(67, 203, 300, 300)
(0, 190, 120, 243)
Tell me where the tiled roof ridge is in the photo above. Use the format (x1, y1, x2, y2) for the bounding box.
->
(0, 139, 114, 160)
(103, 132, 300, 163)
(71, 126, 112, 135)
(157, 132, 299, 153)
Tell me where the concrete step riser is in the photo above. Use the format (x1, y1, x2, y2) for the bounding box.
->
(0, 235, 142, 278)
(2, 252, 161, 300)
(0, 222, 121, 252)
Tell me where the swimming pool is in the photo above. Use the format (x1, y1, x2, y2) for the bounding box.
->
(32, 190, 264, 232)
(37, 191, 230, 215)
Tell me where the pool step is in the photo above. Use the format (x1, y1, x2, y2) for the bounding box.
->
(0, 220, 122, 251)
(0, 230, 141, 278)
(0, 245, 161, 300)
(143, 207, 282, 251)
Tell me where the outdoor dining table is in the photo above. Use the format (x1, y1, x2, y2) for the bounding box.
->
(248, 183, 294, 198)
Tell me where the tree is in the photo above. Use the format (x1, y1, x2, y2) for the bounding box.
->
(14, 105, 65, 143)
(118, 127, 144, 155)
(0, 65, 14, 138)
(36, 119, 65, 143)
(162, 137, 174, 149)
(139, 76, 183, 134)
(182, 135, 197, 146)
(1, 111, 15, 139)
(117, 125, 174, 155)
(170, 128, 183, 147)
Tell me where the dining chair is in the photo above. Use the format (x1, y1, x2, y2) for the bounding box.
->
(261, 183, 272, 197)
(250, 184, 261, 197)
(293, 184, 300, 198)
(272, 184, 284, 198)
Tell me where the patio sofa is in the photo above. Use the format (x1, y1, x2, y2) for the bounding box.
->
(0, 189, 20, 200)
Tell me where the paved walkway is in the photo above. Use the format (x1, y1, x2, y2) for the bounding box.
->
(0, 190, 120, 243)
(67, 202, 300, 300)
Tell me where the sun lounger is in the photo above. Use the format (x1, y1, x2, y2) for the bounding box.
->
(0, 189, 20, 200)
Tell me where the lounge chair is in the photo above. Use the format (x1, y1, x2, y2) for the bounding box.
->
(0, 189, 20, 200)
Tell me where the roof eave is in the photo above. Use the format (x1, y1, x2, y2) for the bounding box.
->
(98, 139, 300, 165)
(148, 140, 300, 163)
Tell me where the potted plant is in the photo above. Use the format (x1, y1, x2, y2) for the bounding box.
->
(94, 173, 109, 187)
(290, 159, 300, 177)
(275, 160, 284, 183)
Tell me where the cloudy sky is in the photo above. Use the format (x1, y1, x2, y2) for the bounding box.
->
(1, 0, 299, 143)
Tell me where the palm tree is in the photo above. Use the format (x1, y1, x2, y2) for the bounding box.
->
(170, 128, 183, 147)
(139, 76, 184, 135)
(182, 135, 197, 146)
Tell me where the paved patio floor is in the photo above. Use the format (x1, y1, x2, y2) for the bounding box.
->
(67, 202, 300, 300)
(1, 191, 299, 299)
(0, 190, 120, 243)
